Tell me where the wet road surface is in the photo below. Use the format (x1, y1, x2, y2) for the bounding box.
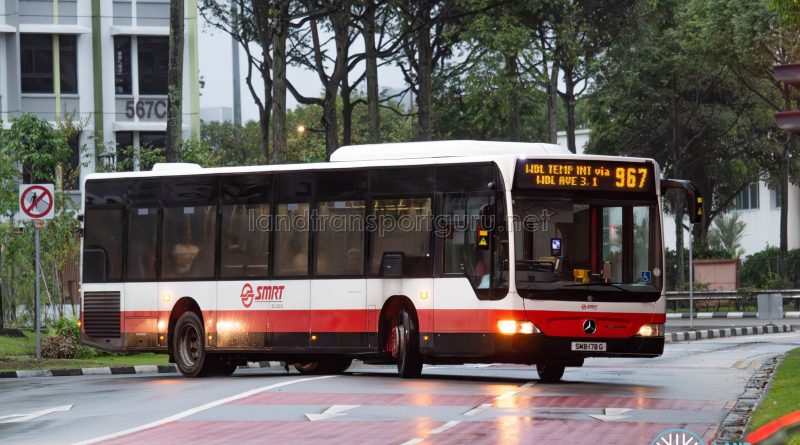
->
(1, 331, 798, 445)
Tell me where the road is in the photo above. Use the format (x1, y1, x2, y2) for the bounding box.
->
(1, 332, 798, 445)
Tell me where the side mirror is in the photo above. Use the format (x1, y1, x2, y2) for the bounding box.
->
(661, 179, 703, 224)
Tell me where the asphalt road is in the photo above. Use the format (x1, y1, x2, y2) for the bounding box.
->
(1, 331, 799, 445)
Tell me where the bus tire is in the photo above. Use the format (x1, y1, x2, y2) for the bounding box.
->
(172, 311, 211, 378)
(395, 308, 423, 378)
(294, 358, 352, 375)
(536, 364, 565, 383)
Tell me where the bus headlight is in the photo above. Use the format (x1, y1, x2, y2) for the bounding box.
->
(498, 320, 541, 335)
(636, 323, 663, 337)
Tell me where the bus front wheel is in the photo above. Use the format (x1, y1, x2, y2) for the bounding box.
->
(173, 311, 212, 378)
(536, 363, 565, 383)
(393, 308, 423, 378)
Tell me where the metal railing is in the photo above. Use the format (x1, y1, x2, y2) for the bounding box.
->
(666, 289, 800, 312)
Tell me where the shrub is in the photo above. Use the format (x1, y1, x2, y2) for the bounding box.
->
(41, 334, 79, 359)
(44, 316, 97, 359)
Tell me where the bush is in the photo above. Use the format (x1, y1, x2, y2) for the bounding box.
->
(48, 316, 81, 342)
(740, 246, 800, 289)
(43, 316, 97, 359)
(41, 334, 79, 359)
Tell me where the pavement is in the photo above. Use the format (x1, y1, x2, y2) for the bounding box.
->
(0, 331, 798, 444)
(666, 317, 800, 332)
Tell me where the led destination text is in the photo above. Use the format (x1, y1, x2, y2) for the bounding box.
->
(515, 160, 654, 192)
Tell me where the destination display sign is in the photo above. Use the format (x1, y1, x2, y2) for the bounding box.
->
(515, 159, 655, 193)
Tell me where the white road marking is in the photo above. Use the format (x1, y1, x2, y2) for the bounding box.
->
(590, 407, 631, 422)
(305, 404, 359, 421)
(429, 420, 461, 434)
(462, 403, 492, 416)
(519, 381, 536, 388)
(0, 405, 72, 424)
(72, 375, 337, 445)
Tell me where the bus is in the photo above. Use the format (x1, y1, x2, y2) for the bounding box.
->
(80, 140, 702, 380)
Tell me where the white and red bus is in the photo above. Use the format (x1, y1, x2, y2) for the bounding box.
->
(80, 141, 701, 380)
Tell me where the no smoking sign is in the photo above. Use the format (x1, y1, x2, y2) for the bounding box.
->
(19, 184, 55, 220)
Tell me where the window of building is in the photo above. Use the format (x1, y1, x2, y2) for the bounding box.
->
(138, 36, 168, 95)
(274, 203, 310, 276)
(771, 186, 782, 209)
(316, 200, 365, 276)
(66, 134, 81, 190)
(114, 131, 165, 172)
(114, 36, 132, 94)
(371, 198, 432, 276)
(20, 34, 77, 94)
(734, 182, 759, 210)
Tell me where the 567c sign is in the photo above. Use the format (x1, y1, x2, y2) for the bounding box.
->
(125, 99, 167, 119)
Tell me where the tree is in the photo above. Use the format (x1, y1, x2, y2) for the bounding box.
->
(682, 0, 800, 265)
(166, 0, 185, 161)
(0, 114, 78, 326)
(585, 0, 765, 287)
(201, 0, 297, 163)
(708, 212, 746, 258)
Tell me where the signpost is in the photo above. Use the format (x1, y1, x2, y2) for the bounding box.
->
(18, 184, 55, 360)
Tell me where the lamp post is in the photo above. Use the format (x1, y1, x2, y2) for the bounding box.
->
(99, 150, 115, 172)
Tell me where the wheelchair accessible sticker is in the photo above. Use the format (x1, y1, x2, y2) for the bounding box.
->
(641, 271, 652, 284)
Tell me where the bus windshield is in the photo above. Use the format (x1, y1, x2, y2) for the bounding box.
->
(512, 194, 662, 301)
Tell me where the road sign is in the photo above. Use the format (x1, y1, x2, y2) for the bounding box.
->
(19, 184, 55, 220)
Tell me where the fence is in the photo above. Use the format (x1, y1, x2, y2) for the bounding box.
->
(666, 289, 800, 313)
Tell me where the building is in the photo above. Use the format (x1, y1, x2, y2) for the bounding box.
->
(0, 0, 201, 198)
(557, 128, 800, 257)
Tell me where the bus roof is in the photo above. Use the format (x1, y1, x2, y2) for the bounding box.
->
(330, 140, 569, 162)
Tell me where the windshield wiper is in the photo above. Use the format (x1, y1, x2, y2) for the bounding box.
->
(563, 282, 634, 292)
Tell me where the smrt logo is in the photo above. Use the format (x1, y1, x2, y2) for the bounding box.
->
(240, 283, 285, 308)
(240, 283, 254, 308)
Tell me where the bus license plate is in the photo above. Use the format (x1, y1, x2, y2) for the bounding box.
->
(571, 342, 607, 352)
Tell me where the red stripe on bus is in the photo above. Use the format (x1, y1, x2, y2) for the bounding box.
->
(118, 309, 663, 337)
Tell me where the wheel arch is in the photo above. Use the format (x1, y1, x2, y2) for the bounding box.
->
(378, 295, 418, 351)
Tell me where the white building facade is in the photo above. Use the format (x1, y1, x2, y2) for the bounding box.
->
(0, 0, 201, 196)
(556, 128, 800, 257)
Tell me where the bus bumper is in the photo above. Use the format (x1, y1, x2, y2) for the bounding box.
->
(499, 333, 664, 364)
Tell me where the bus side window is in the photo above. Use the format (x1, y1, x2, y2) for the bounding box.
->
(220, 204, 270, 278)
(316, 200, 365, 276)
(83, 208, 124, 282)
(161, 206, 217, 279)
(126, 208, 158, 280)
(274, 203, 310, 276)
(371, 198, 432, 277)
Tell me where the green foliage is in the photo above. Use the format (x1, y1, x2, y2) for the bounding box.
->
(0, 114, 81, 327)
(48, 316, 81, 343)
(708, 212, 747, 258)
(738, 246, 800, 289)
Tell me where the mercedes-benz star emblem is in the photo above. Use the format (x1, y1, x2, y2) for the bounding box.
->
(583, 319, 597, 335)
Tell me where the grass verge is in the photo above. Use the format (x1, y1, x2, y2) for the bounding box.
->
(1, 329, 170, 372)
(749, 348, 800, 445)
(0, 353, 170, 372)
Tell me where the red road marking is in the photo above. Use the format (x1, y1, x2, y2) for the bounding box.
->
(98, 419, 720, 445)
(100, 420, 441, 445)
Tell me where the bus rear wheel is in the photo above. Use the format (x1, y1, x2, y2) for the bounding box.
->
(392, 308, 423, 378)
(536, 363, 565, 383)
(173, 311, 214, 378)
(294, 358, 352, 375)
